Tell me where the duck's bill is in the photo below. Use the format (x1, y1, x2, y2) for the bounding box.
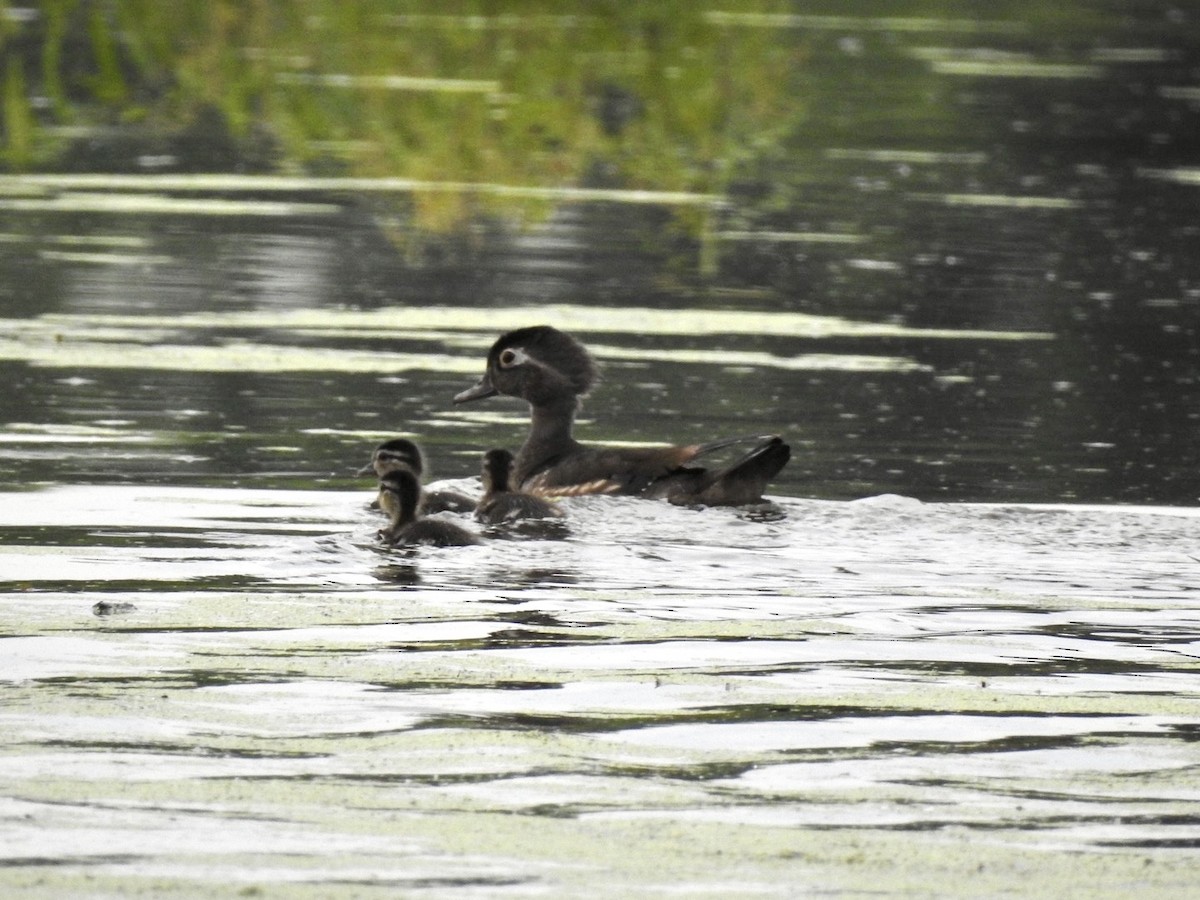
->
(355, 462, 376, 476)
(453, 376, 498, 404)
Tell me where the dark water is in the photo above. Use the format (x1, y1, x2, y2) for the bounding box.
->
(3, 5, 1200, 897)
(0, 6, 1198, 504)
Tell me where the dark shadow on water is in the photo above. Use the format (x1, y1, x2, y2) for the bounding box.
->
(371, 563, 424, 586)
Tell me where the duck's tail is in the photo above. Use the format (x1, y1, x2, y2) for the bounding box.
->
(691, 436, 792, 508)
(662, 434, 790, 505)
(689, 433, 782, 460)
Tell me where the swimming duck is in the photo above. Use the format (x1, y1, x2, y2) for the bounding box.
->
(358, 438, 475, 515)
(475, 448, 565, 525)
(378, 468, 481, 547)
(453, 325, 791, 505)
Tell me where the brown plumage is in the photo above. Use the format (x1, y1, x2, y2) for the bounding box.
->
(475, 448, 565, 525)
(453, 326, 790, 505)
(378, 468, 480, 548)
(357, 437, 475, 515)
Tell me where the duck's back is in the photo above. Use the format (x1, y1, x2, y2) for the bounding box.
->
(519, 436, 789, 505)
(421, 489, 476, 515)
(517, 443, 697, 497)
(476, 492, 563, 524)
(390, 519, 479, 547)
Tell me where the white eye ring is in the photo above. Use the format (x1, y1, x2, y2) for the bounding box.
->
(498, 347, 529, 368)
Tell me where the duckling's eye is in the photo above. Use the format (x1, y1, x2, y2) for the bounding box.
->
(498, 348, 521, 368)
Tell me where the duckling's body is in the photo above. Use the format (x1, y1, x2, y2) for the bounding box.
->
(359, 437, 475, 515)
(453, 326, 790, 505)
(475, 448, 565, 525)
(379, 468, 480, 547)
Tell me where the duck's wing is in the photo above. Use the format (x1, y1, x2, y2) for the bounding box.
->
(521, 444, 696, 497)
(520, 435, 790, 504)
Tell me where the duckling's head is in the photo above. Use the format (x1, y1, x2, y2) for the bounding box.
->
(481, 448, 515, 494)
(378, 468, 422, 525)
(454, 326, 598, 407)
(359, 437, 425, 477)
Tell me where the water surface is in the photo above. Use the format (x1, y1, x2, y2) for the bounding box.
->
(3, 486, 1200, 896)
(2, 3, 1200, 897)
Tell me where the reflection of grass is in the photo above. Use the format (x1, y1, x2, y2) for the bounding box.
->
(1, 1, 797, 229)
(3, 55, 34, 169)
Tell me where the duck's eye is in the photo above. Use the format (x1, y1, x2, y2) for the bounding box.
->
(498, 348, 522, 368)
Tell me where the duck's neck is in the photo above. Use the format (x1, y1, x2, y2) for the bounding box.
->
(391, 482, 421, 529)
(530, 396, 576, 442)
(517, 397, 580, 478)
(482, 461, 509, 496)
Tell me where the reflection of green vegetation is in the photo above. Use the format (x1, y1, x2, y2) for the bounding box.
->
(1, 1, 1150, 235)
(1, 1, 798, 225)
(3, 53, 34, 169)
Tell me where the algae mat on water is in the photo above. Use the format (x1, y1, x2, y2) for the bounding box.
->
(2, 487, 1199, 896)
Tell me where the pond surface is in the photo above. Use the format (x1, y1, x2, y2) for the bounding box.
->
(2, 3, 1200, 897)
(4, 487, 1200, 896)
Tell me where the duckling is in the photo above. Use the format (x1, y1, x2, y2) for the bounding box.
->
(475, 448, 565, 525)
(379, 468, 481, 548)
(358, 437, 475, 515)
(453, 326, 791, 505)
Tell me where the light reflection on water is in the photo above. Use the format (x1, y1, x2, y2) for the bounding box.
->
(2, 484, 1199, 893)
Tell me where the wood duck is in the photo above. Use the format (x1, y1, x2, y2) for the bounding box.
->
(453, 325, 791, 505)
(475, 448, 565, 525)
(358, 438, 475, 515)
(378, 468, 481, 547)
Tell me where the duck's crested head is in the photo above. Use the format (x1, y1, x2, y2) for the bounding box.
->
(454, 325, 599, 407)
(490, 326, 597, 396)
(481, 447, 515, 493)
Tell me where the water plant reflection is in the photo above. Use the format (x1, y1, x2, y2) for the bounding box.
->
(3, 1, 798, 230)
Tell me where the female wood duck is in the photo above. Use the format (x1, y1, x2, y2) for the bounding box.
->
(453, 325, 791, 505)
(378, 468, 481, 547)
(475, 448, 565, 525)
(358, 438, 475, 515)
